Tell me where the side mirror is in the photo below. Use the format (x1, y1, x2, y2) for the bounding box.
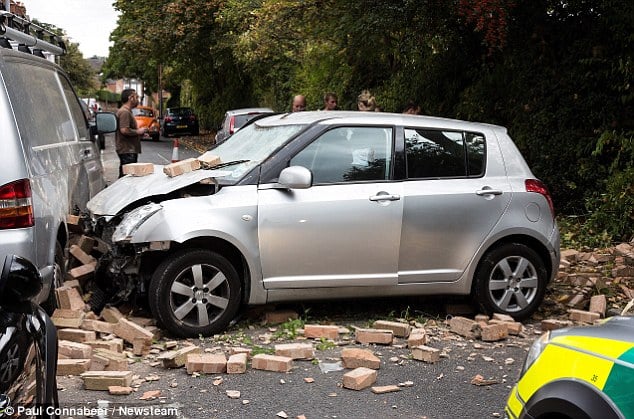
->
(94, 112, 118, 134)
(278, 166, 312, 189)
(0, 255, 43, 305)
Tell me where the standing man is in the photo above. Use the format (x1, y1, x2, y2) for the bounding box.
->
(116, 88, 147, 177)
(322, 92, 338, 110)
(291, 94, 306, 112)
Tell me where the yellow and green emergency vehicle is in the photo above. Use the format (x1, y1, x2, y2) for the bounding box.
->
(506, 315, 634, 419)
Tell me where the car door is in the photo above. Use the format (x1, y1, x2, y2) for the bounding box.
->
(258, 126, 403, 289)
(398, 128, 512, 284)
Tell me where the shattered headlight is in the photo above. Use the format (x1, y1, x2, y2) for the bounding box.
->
(112, 203, 162, 242)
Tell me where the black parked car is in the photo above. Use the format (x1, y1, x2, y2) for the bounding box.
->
(161, 107, 199, 137)
(0, 255, 58, 418)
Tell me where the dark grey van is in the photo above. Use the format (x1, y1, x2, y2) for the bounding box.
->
(0, 14, 116, 309)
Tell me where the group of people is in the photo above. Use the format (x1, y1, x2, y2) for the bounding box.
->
(291, 91, 421, 114)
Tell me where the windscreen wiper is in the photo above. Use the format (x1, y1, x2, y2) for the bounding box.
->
(202, 159, 250, 170)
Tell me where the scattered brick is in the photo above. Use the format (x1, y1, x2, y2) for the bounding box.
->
(112, 318, 154, 346)
(372, 320, 411, 338)
(227, 353, 248, 374)
(122, 162, 154, 176)
(407, 329, 428, 348)
(489, 320, 523, 335)
(69, 245, 97, 266)
(67, 263, 96, 282)
(589, 294, 607, 317)
(186, 353, 227, 374)
(275, 343, 315, 360)
(229, 347, 253, 358)
(81, 319, 114, 334)
(251, 354, 294, 373)
(57, 359, 91, 376)
(491, 313, 515, 323)
(569, 309, 601, 323)
(163, 158, 201, 177)
(541, 319, 573, 331)
(86, 339, 124, 353)
(52, 309, 85, 328)
(341, 348, 381, 370)
(355, 328, 393, 345)
(100, 306, 124, 323)
(158, 345, 202, 369)
(59, 340, 92, 359)
(411, 345, 441, 363)
(481, 323, 509, 342)
(92, 349, 128, 371)
(303, 324, 339, 340)
(449, 316, 481, 339)
(197, 154, 222, 167)
(56, 286, 86, 311)
(67, 214, 83, 233)
(80, 371, 134, 391)
(57, 329, 96, 343)
(342, 367, 377, 390)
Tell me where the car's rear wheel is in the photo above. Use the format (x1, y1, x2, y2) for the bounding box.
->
(473, 243, 547, 320)
(149, 249, 241, 338)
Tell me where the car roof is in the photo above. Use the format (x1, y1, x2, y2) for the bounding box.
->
(225, 107, 274, 116)
(252, 111, 506, 132)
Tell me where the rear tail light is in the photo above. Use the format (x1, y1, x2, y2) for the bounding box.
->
(229, 116, 236, 134)
(164, 116, 173, 123)
(525, 179, 555, 217)
(0, 179, 34, 229)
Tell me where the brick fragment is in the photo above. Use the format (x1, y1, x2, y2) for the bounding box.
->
(80, 371, 134, 391)
(92, 349, 128, 371)
(229, 347, 253, 358)
(561, 249, 579, 262)
(163, 158, 201, 177)
(57, 359, 91, 376)
(108, 386, 133, 395)
(86, 339, 124, 353)
(186, 353, 227, 374)
(52, 309, 85, 328)
(275, 343, 315, 360)
(371, 385, 401, 394)
(355, 328, 393, 345)
(57, 329, 96, 343)
(341, 348, 381, 369)
(76, 235, 96, 254)
(67, 263, 96, 282)
(342, 367, 377, 390)
(372, 320, 411, 338)
(488, 319, 523, 335)
(303, 324, 339, 340)
(157, 345, 202, 368)
(449, 316, 481, 339)
(251, 354, 293, 373)
(263, 310, 299, 325)
(569, 309, 601, 323)
(589, 294, 607, 317)
(227, 353, 248, 374)
(491, 313, 515, 323)
(58, 340, 92, 359)
(411, 345, 441, 363)
(407, 329, 428, 348)
(67, 214, 83, 233)
(481, 323, 509, 342)
(123, 162, 154, 176)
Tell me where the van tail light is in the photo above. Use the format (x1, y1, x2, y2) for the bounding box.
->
(0, 179, 34, 229)
(229, 116, 236, 134)
(525, 179, 555, 218)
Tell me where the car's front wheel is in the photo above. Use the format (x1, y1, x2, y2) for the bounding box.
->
(473, 243, 547, 320)
(149, 249, 241, 338)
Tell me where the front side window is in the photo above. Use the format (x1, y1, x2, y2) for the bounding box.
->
(405, 129, 485, 178)
(291, 127, 393, 184)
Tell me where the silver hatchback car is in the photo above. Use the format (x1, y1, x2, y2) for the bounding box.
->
(88, 111, 560, 338)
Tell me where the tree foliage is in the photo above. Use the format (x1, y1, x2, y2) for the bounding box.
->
(102, 0, 633, 242)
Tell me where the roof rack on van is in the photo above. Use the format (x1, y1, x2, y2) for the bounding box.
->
(0, 11, 66, 56)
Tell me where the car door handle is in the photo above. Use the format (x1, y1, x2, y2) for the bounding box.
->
(369, 194, 401, 202)
(476, 188, 503, 196)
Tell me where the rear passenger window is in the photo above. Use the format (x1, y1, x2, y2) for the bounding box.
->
(405, 129, 485, 178)
(4, 62, 77, 147)
(291, 127, 393, 184)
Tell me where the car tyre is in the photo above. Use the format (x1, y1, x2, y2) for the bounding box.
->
(149, 249, 241, 338)
(473, 243, 547, 321)
(42, 241, 65, 314)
